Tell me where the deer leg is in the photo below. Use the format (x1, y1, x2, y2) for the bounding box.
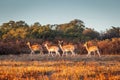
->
(65, 51, 68, 56)
(48, 51, 50, 56)
(93, 51, 96, 57)
(97, 50, 101, 57)
(50, 51, 52, 56)
(51, 52, 53, 56)
(57, 51, 60, 56)
(30, 50, 35, 54)
(71, 51, 75, 56)
(87, 52, 91, 57)
(40, 50, 43, 55)
(62, 51, 65, 56)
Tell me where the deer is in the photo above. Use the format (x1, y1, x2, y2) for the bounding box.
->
(26, 42, 43, 55)
(84, 42, 101, 57)
(58, 40, 75, 56)
(44, 42, 60, 56)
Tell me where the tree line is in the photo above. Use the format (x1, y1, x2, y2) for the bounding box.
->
(0, 19, 119, 41)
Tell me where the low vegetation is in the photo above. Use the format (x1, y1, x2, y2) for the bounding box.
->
(0, 54, 120, 80)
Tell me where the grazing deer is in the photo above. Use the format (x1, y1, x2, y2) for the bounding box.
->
(44, 43, 60, 56)
(26, 42, 43, 55)
(58, 41, 75, 56)
(84, 42, 101, 57)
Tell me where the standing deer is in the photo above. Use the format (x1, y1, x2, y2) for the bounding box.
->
(26, 42, 43, 55)
(84, 42, 101, 57)
(58, 41, 75, 56)
(44, 42, 60, 56)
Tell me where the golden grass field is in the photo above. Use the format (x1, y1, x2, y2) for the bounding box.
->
(0, 54, 120, 80)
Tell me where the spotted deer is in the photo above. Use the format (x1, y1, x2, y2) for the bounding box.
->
(84, 42, 101, 57)
(44, 42, 60, 56)
(26, 42, 43, 55)
(58, 40, 75, 56)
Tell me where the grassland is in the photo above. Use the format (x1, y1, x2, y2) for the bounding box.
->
(0, 54, 120, 80)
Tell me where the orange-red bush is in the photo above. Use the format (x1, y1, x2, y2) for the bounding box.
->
(98, 38, 120, 54)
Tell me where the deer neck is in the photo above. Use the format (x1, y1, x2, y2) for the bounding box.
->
(59, 44, 64, 51)
(45, 44, 49, 50)
(85, 44, 89, 51)
(27, 43, 31, 49)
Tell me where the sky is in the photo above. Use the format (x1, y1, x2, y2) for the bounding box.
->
(0, 0, 120, 32)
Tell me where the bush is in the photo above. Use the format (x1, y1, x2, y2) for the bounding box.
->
(0, 41, 21, 55)
(98, 38, 120, 54)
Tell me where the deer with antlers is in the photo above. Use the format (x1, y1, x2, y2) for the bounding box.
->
(84, 42, 101, 57)
(44, 42, 60, 56)
(26, 42, 43, 55)
(58, 40, 75, 56)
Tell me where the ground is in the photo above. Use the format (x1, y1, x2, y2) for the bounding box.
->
(0, 54, 120, 80)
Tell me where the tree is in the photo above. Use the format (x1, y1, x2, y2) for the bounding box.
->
(56, 19, 85, 32)
(101, 26, 120, 39)
(56, 19, 85, 41)
(0, 20, 29, 39)
(106, 26, 120, 38)
(82, 28, 100, 40)
(16, 21, 29, 28)
(2, 27, 29, 39)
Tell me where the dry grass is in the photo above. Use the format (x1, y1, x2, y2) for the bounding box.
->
(0, 54, 120, 80)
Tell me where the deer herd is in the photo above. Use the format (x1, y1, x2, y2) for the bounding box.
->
(26, 40, 101, 57)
